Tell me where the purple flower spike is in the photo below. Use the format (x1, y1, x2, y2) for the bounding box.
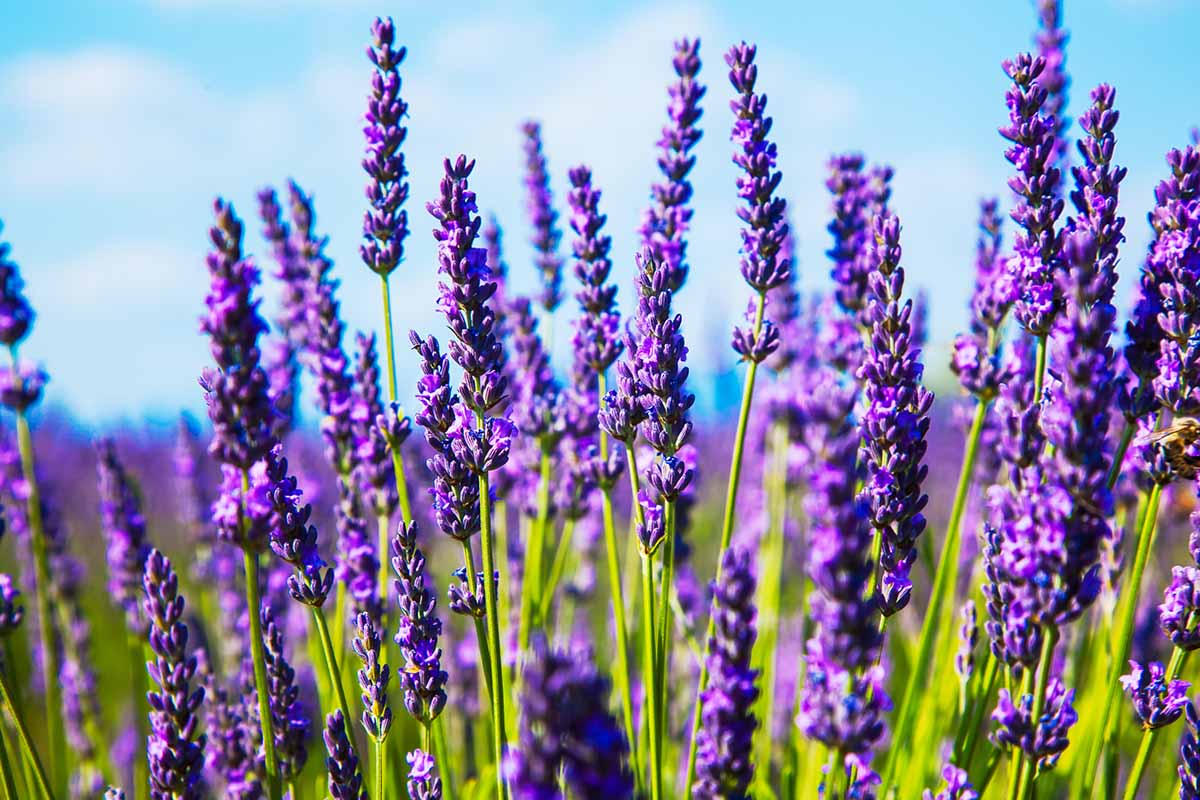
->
(362, 17, 410, 278)
(143, 549, 207, 800)
(391, 522, 447, 725)
(262, 447, 334, 608)
(353, 610, 392, 741)
(506, 635, 633, 800)
(858, 211, 933, 616)
(105, 789, 126, 800)
(351, 331, 398, 517)
(726, 42, 790, 365)
(1162, 566, 1200, 651)
(257, 186, 309, 347)
(1034, 0, 1069, 170)
(407, 749, 443, 800)
(0, 572, 22, 636)
(694, 546, 760, 800)
(956, 602, 978, 683)
(922, 764, 978, 800)
(1000, 53, 1065, 338)
(640, 38, 704, 294)
(568, 165, 623, 378)
(199, 198, 275, 471)
(0, 223, 34, 348)
(1181, 701, 1200, 799)
(96, 438, 152, 635)
(323, 709, 367, 800)
(521, 122, 564, 313)
(262, 606, 309, 780)
(1068, 84, 1124, 307)
(1126, 146, 1200, 425)
(990, 677, 1076, 770)
(1122, 660, 1190, 730)
(951, 199, 1014, 399)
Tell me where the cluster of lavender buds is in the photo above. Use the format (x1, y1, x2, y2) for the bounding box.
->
(262, 606, 310, 779)
(406, 750, 442, 800)
(640, 39, 704, 293)
(1034, 0, 1069, 169)
(323, 710, 366, 800)
(1182, 702, 1200, 799)
(521, 122, 564, 313)
(96, 438, 152, 634)
(263, 446, 334, 607)
(951, 199, 1016, 399)
(857, 212, 932, 615)
(923, 765, 977, 800)
(391, 522, 447, 724)
(567, 165, 622, 384)
(506, 635, 633, 799)
(990, 677, 1076, 771)
(726, 42, 789, 365)
(352, 610, 392, 740)
(362, 16, 410, 278)
(1121, 660, 1190, 729)
(826, 155, 893, 328)
(1001, 53, 1065, 338)
(351, 332, 397, 517)
(143, 549, 207, 799)
(0, 222, 34, 350)
(693, 547, 759, 800)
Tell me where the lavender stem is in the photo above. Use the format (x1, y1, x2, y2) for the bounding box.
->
(475, 463, 509, 800)
(0, 664, 52, 800)
(242, 544, 282, 799)
(0, 723, 15, 800)
(310, 606, 357, 754)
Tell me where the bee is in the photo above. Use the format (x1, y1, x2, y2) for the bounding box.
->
(1135, 416, 1200, 479)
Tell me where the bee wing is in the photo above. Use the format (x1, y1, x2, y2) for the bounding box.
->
(1134, 423, 1191, 447)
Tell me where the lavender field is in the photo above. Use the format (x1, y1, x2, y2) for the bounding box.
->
(2, 1, 1200, 799)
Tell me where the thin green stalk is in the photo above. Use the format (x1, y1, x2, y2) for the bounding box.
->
(655, 499, 676, 759)
(496, 501, 511, 663)
(1016, 625, 1058, 800)
(752, 420, 789, 775)
(596, 373, 639, 787)
(310, 606, 356, 756)
(11, 408, 61, 792)
(882, 399, 989, 790)
(433, 718, 456, 800)
(1080, 482, 1163, 796)
(127, 631, 148, 800)
(640, 551, 661, 800)
(460, 540, 495, 703)
(1105, 420, 1136, 490)
(0, 724, 16, 800)
(537, 519, 575, 623)
(683, 291, 766, 797)
(477, 466, 509, 800)
(243, 548, 282, 799)
(518, 452, 552, 653)
(378, 274, 414, 526)
(955, 650, 998, 769)
(0, 665, 52, 800)
(375, 735, 386, 800)
(1122, 646, 1189, 800)
(1033, 333, 1048, 401)
(377, 513, 392, 625)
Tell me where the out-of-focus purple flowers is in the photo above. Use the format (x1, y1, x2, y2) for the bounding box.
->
(1181, 702, 1200, 799)
(521, 122, 564, 313)
(922, 764, 977, 800)
(951, 199, 1015, 399)
(0, 224, 33, 349)
(693, 546, 759, 800)
(96, 438, 152, 634)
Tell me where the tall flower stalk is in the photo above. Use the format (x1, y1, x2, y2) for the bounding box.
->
(426, 155, 513, 799)
(0, 223, 63, 792)
(198, 199, 281, 798)
(362, 16, 416, 540)
(685, 42, 789, 797)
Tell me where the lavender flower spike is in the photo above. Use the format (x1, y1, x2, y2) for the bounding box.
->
(727, 41, 789, 365)
(0, 222, 34, 348)
(143, 549, 207, 799)
(694, 547, 759, 800)
(922, 764, 978, 800)
(1122, 660, 1190, 730)
(391, 521, 448, 725)
(990, 676, 1076, 771)
(407, 749, 443, 800)
(96, 438, 152, 635)
(262, 606, 310, 780)
(858, 211, 933, 616)
(1181, 701, 1200, 799)
(1034, 0, 1069, 170)
(323, 710, 367, 800)
(640, 38, 704, 293)
(521, 122, 564, 313)
(1000, 53, 1065, 338)
(353, 610, 392, 740)
(567, 165, 623, 379)
(362, 16, 410, 278)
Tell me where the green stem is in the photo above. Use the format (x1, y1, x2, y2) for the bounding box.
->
(477, 467, 509, 800)
(0, 665, 52, 800)
(0, 722, 16, 800)
(243, 548, 281, 799)
(310, 606, 356, 756)
(518, 452, 552, 652)
(1016, 625, 1058, 800)
(596, 372, 639, 787)
(640, 551, 661, 800)
(433, 719, 456, 800)
(375, 735, 386, 800)
(460, 540, 495, 703)
(1122, 646, 1189, 800)
(683, 291, 766, 798)
(379, 274, 414, 527)
(752, 420, 789, 774)
(655, 499, 676, 759)
(882, 398, 989, 790)
(956, 650, 998, 770)
(1081, 482, 1163, 796)
(377, 513, 392, 625)
(127, 630, 148, 800)
(537, 519, 575, 623)
(11, 408, 61, 793)
(1105, 420, 1135, 490)
(1034, 333, 1048, 401)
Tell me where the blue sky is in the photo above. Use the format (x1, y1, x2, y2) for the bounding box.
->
(2, 0, 1198, 425)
